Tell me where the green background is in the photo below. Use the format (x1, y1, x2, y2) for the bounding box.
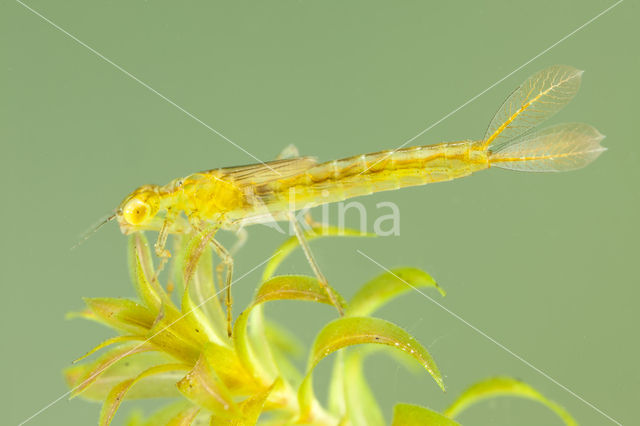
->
(2, 1, 638, 425)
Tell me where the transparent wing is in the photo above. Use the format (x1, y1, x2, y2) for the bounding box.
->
(490, 123, 606, 172)
(483, 65, 583, 149)
(217, 157, 317, 186)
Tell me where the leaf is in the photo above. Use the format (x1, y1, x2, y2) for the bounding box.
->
(327, 350, 346, 418)
(99, 363, 189, 426)
(181, 230, 228, 344)
(166, 405, 201, 426)
(347, 267, 444, 317)
(70, 343, 156, 398)
(262, 225, 374, 281)
(210, 379, 281, 425)
(73, 335, 142, 364)
(247, 306, 280, 380)
(83, 297, 155, 335)
(125, 400, 193, 426)
(128, 233, 174, 312)
(444, 377, 577, 426)
(328, 345, 423, 420)
(310, 317, 443, 389)
(253, 275, 346, 307)
(298, 316, 444, 422)
(144, 303, 208, 364)
(234, 275, 345, 384)
(177, 352, 240, 419)
(343, 350, 385, 426)
(392, 403, 460, 426)
(180, 284, 226, 346)
(67, 351, 182, 401)
(200, 342, 262, 394)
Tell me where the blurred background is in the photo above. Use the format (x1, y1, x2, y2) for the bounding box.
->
(2, 1, 637, 424)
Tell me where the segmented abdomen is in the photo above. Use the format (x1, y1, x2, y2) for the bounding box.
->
(265, 141, 489, 212)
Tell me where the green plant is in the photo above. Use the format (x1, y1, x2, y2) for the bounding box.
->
(66, 229, 577, 425)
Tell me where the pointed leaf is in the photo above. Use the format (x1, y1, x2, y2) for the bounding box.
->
(299, 316, 444, 422)
(70, 343, 156, 398)
(177, 352, 240, 419)
(444, 376, 577, 426)
(83, 297, 155, 335)
(392, 403, 460, 426)
(144, 303, 208, 364)
(253, 275, 346, 307)
(201, 342, 262, 394)
(129, 233, 173, 311)
(173, 227, 230, 346)
(262, 225, 374, 281)
(234, 275, 345, 384)
(309, 317, 443, 390)
(67, 351, 182, 401)
(99, 363, 189, 426)
(73, 335, 142, 364)
(347, 267, 443, 317)
(210, 379, 281, 425)
(180, 284, 226, 346)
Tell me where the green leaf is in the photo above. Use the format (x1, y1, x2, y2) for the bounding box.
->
(166, 405, 201, 426)
(252, 275, 346, 307)
(343, 350, 385, 426)
(200, 342, 262, 394)
(184, 233, 228, 343)
(70, 343, 156, 398)
(262, 225, 374, 281)
(67, 351, 182, 401)
(327, 350, 346, 418)
(73, 335, 142, 364)
(176, 352, 240, 419)
(347, 267, 443, 317)
(247, 306, 280, 381)
(128, 233, 173, 312)
(392, 403, 460, 426)
(210, 379, 281, 425)
(125, 401, 193, 426)
(173, 227, 231, 346)
(83, 297, 155, 335)
(144, 303, 208, 364)
(234, 275, 345, 384)
(444, 376, 577, 426)
(298, 316, 444, 423)
(180, 283, 226, 347)
(99, 363, 189, 426)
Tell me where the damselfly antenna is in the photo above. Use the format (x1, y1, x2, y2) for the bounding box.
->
(71, 212, 117, 250)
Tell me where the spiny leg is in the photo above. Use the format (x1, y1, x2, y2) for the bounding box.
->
(210, 238, 235, 337)
(287, 211, 344, 316)
(152, 212, 175, 283)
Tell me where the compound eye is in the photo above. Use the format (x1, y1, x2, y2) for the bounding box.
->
(122, 198, 150, 225)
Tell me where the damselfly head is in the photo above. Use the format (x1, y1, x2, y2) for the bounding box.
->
(116, 185, 161, 234)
